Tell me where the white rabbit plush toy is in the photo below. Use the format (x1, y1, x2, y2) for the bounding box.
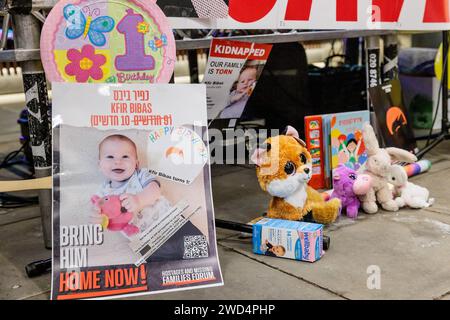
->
(358, 123, 418, 213)
(388, 164, 434, 209)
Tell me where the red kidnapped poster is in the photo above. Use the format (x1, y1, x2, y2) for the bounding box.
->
(202, 38, 272, 120)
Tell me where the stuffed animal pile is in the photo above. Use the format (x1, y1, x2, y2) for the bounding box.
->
(252, 123, 434, 225)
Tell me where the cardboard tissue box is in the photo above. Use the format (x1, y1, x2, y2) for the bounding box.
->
(252, 218, 324, 262)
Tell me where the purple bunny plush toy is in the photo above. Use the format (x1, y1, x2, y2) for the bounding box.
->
(331, 165, 372, 219)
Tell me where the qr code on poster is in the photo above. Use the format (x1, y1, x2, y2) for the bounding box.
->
(183, 235, 209, 259)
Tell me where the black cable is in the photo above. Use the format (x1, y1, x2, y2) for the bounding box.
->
(0, 141, 37, 208)
(0, 192, 39, 206)
(0, 192, 38, 202)
(0, 142, 27, 169)
(426, 42, 448, 148)
(0, 194, 39, 208)
(0, 203, 38, 209)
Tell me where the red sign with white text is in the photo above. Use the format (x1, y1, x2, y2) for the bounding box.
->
(209, 40, 272, 60)
(228, 0, 449, 23)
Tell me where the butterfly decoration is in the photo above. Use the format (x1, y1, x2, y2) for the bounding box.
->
(148, 34, 168, 52)
(63, 4, 115, 47)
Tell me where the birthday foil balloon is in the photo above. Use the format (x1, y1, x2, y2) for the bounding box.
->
(40, 0, 176, 84)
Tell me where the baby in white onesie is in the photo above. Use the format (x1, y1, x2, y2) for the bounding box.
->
(97, 134, 171, 234)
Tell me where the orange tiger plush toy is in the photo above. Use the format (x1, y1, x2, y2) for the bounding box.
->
(251, 126, 340, 224)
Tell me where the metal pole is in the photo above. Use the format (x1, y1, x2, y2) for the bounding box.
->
(442, 31, 449, 135)
(1, 13, 11, 50)
(382, 34, 399, 82)
(188, 49, 199, 83)
(12, 13, 52, 248)
(365, 35, 383, 143)
(344, 37, 360, 65)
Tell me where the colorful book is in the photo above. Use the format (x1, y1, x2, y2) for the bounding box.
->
(305, 110, 370, 190)
(304, 116, 325, 189)
(329, 111, 370, 173)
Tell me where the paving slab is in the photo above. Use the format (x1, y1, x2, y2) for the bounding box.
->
(0, 217, 51, 300)
(220, 209, 450, 300)
(0, 205, 40, 227)
(23, 291, 50, 300)
(134, 245, 342, 300)
(418, 139, 450, 162)
(408, 167, 450, 214)
(412, 144, 450, 212)
(211, 165, 270, 224)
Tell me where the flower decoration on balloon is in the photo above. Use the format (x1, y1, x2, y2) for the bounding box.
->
(65, 44, 106, 82)
(136, 21, 150, 34)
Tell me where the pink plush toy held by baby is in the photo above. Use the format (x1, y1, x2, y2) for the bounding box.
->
(91, 195, 139, 236)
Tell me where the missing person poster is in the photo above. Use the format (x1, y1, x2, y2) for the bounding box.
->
(203, 39, 272, 120)
(52, 83, 223, 299)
